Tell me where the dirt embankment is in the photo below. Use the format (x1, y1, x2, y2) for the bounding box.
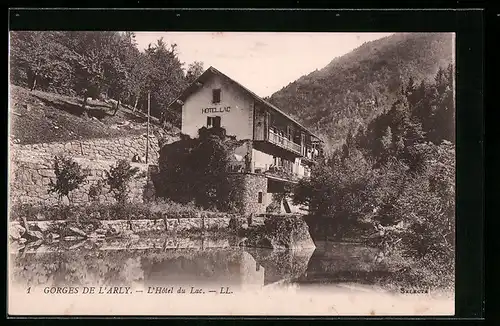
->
(9, 86, 179, 145)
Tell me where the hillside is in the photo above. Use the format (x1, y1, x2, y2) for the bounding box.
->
(9, 86, 179, 145)
(268, 33, 454, 149)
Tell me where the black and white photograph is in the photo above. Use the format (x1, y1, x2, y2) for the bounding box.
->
(8, 24, 458, 315)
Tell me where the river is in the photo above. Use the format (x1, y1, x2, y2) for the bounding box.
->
(8, 234, 454, 315)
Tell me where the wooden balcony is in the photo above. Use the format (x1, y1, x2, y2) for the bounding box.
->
(268, 129, 301, 155)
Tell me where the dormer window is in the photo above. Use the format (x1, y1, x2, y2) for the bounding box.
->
(212, 88, 221, 103)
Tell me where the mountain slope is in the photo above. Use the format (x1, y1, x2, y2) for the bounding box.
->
(268, 33, 454, 149)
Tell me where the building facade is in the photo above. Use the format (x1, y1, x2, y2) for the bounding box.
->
(168, 67, 323, 215)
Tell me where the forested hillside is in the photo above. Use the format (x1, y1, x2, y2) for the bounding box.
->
(10, 31, 204, 127)
(268, 33, 454, 150)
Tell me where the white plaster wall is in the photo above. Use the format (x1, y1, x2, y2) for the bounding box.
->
(181, 74, 254, 140)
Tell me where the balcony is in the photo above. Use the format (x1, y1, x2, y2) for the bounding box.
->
(268, 129, 301, 155)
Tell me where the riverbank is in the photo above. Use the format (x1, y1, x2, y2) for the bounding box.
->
(9, 202, 316, 251)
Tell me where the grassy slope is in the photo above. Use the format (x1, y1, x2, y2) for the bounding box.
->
(269, 33, 454, 149)
(9, 85, 179, 145)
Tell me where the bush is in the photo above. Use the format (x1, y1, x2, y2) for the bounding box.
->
(88, 180, 105, 202)
(105, 160, 140, 204)
(48, 155, 90, 203)
(157, 127, 243, 212)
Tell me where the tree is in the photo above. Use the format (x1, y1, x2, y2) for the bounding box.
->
(66, 32, 116, 110)
(104, 33, 134, 115)
(157, 127, 241, 211)
(129, 51, 150, 112)
(185, 61, 204, 84)
(48, 155, 89, 203)
(10, 31, 74, 91)
(144, 39, 187, 121)
(105, 160, 140, 204)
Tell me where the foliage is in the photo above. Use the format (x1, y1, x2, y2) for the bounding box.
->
(88, 180, 105, 202)
(185, 61, 204, 84)
(293, 65, 455, 288)
(9, 201, 230, 222)
(10, 31, 205, 125)
(156, 127, 241, 212)
(144, 39, 187, 122)
(47, 155, 89, 203)
(104, 160, 140, 204)
(10, 31, 75, 92)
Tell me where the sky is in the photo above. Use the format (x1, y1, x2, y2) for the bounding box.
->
(134, 32, 393, 98)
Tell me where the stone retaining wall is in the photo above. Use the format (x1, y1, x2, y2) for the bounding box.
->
(11, 217, 234, 235)
(10, 133, 180, 165)
(9, 149, 151, 206)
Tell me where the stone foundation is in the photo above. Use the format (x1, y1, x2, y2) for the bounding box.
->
(228, 173, 268, 215)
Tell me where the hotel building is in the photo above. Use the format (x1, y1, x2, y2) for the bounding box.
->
(167, 67, 323, 215)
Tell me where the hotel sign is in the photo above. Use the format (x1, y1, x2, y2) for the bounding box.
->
(201, 106, 231, 114)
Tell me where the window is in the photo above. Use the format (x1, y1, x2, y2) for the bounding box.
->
(258, 192, 263, 203)
(213, 116, 221, 128)
(207, 116, 221, 128)
(212, 88, 221, 103)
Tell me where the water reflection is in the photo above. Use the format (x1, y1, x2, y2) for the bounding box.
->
(10, 236, 389, 292)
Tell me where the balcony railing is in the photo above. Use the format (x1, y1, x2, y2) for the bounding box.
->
(268, 129, 301, 154)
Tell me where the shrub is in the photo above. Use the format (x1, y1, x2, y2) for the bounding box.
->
(157, 127, 243, 212)
(105, 160, 140, 204)
(48, 155, 89, 203)
(88, 180, 105, 202)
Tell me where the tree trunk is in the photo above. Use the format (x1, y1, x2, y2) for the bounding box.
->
(113, 99, 120, 116)
(133, 95, 139, 112)
(30, 74, 37, 91)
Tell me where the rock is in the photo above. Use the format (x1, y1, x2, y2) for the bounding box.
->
(10, 242, 25, 252)
(47, 233, 60, 241)
(106, 225, 121, 237)
(10, 224, 26, 240)
(88, 232, 105, 239)
(63, 236, 85, 241)
(129, 234, 140, 241)
(27, 239, 44, 249)
(35, 221, 51, 232)
(245, 216, 316, 250)
(67, 226, 87, 238)
(121, 229, 135, 237)
(25, 230, 44, 241)
(69, 241, 86, 250)
(94, 228, 107, 235)
(35, 244, 52, 253)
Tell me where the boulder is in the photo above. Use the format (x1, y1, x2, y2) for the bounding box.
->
(47, 233, 60, 241)
(10, 241, 25, 252)
(106, 225, 122, 237)
(67, 226, 87, 238)
(243, 215, 316, 250)
(10, 224, 26, 240)
(25, 230, 44, 241)
(35, 221, 52, 232)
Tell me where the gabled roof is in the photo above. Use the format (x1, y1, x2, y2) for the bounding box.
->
(168, 66, 323, 141)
